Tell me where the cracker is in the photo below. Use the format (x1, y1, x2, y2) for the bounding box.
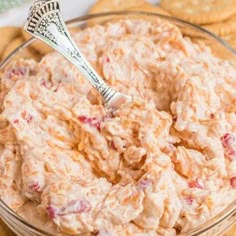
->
(2, 37, 40, 61)
(88, 0, 146, 14)
(180, 27, 206, 38)
(0, 224, 9, 236)
(160, 0, 236, 25)
(204, 15, 236, 36)
(22, 30, 53, 55)
(223, 32, 236, 50)
(224, 223, 236, 236)
(0, 27, 21, 59)
(189, 37, 236, 62)
(87, 0, 168, 26)
(22, 27, 81, 56)
(0, 218, 15, 236)
(127, 2, 170, 16)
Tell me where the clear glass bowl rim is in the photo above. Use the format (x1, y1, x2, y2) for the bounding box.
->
(0, 11, 236, 236)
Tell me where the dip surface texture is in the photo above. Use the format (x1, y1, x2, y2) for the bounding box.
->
(0, 19, 236, 236)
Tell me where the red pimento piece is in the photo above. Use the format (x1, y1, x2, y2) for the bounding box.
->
(58, 199, 91, 216)
(185, 197, 193, 205)
(22, 111, 33, 123)
(221, 133, 235, 148)
(188, 178, 204, 189)
(40, 79, 48, 88)
(7, 67, 26, 78)
(78, 116, 101, 131)
(13, 119, 19, 124)
(110, 140, 117, 151)
(75, 200, 91, 213)
(78, 116, 89, 123)
(29, 182, 41, 193)
(225, 148, 236, 161)
(26, 115, 33, 123)
(105, 57, 110, 63)
(230, 177, 236, 188)
(46, 206, 56, 219)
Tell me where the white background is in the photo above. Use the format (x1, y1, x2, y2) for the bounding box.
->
(0, 0, 160, 26)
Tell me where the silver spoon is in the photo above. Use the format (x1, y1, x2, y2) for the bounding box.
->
(24, 0, 130, 109)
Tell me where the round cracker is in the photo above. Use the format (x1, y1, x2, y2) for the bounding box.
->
(88, 0, 146, 14)
(203, 15, 236, 36)
(0, 224, 9, 236)
(127, 2, 170, 16)
(223, 32, 236, 50)
(0, 218, 15, 236)
(22, 29, 53, 55)
(2, 37, 40, 61)
(160, 0, 236, 25)
(87, 0, 168, 26)
(0, 27, 21, 59)
(22, 27, 81, 56)
(189, 37, 236, 62)
(225, 223, 236, 236)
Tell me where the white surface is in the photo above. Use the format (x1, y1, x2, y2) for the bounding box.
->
(0, 0, 160, 27)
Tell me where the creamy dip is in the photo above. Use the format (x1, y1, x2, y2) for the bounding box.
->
(0, 19, 236, 236)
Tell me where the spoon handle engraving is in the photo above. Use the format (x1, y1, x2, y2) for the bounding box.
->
(25, 0, 116, 104)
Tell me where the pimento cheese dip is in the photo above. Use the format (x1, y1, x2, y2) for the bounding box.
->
(0, 19, 236, 236)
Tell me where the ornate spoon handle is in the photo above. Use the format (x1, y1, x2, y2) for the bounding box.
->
(24, 0, 117, 105)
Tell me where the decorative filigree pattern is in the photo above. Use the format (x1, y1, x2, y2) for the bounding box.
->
(25, 0, 117, 104)
(68, 49, 101, 84)
(26, 0, 46, 22)
(25, 0, 61, 45)
(37, 12, 62, 45)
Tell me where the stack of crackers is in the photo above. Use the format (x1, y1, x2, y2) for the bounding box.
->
(0, 0, 235, 235)
(159, 0, 236, 51)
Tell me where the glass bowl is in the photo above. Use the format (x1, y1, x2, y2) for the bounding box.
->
(0, 11, 236, 236)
